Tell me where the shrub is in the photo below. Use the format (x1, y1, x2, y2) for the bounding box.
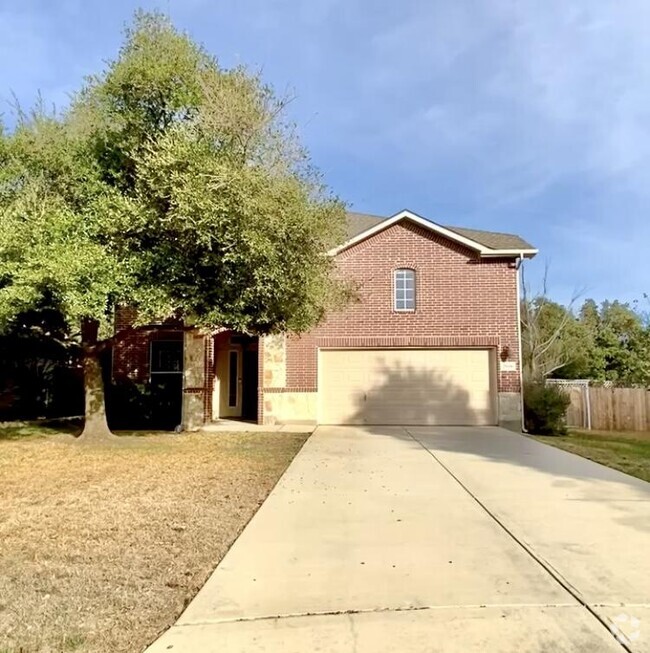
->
(105, 377, 182, 431)
(524, 382, 571, 435)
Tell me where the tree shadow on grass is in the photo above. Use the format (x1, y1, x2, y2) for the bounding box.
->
(0, 419, 81, 441)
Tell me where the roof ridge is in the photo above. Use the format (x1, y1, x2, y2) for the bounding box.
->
(445, 224, 520, 238)
(346, 210, 386, 219)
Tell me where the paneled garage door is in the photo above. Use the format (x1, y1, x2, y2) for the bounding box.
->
(318, 349, 496, 426)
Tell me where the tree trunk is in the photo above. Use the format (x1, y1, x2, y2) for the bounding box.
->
(78, 319, 115, 441)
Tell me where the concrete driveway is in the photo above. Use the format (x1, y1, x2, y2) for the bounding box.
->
(147, 426, 650, 653)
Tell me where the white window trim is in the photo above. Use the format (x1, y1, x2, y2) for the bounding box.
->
(394, 268, 416, 312)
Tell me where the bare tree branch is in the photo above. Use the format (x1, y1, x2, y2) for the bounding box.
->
(521, 261, 583, 381)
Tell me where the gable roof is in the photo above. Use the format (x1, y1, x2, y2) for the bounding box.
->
(442, 225, 535, 251)
(340, 210, 537, 258)
(345, 212, 386, 240)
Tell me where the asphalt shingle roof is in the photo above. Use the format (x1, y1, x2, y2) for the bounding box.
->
(345, 211, 535, 251)
(345, 212, 386, 240)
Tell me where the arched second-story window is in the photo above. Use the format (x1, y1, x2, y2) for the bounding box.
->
(394, 268, 416, 312)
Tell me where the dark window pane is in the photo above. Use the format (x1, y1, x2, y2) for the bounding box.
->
(228, 351, 238, 407)
(151, 341, 183, 373)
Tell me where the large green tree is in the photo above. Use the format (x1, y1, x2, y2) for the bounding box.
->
(581, 300, 650, 385)
(0, 12, 347, 440)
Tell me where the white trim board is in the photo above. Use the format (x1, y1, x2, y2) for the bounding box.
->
(329, 210, 538, 259)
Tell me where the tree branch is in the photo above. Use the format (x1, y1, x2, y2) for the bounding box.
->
(88, 323, 193, 354)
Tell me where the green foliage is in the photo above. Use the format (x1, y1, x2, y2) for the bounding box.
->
(588, 301, 650, 385)
(0, 111, 134, 337)
(522, 295, 650, 387)
(524, 383, 571, 435)
(558, 300, 650, 386)
(106, 377, 182, 430)
(0, 10, 347, 344)
(0, 307, 83, 419)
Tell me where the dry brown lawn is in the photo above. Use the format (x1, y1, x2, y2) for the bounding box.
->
(0, 428, 309, 653)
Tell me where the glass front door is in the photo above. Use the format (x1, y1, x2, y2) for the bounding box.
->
(220, 348, 242, 417)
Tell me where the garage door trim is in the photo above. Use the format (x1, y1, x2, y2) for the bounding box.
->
(317, 347, 498, 426)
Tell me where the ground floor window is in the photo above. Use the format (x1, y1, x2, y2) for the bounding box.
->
(150, 340, 183, 375)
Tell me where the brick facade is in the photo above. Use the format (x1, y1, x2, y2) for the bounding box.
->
(112, 307, 184, 384)
(113, 219, 524, 429)
(261, 220, 522, 426)
(289, 221, 519, 390)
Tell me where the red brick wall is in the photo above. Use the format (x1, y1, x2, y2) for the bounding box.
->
(203, 336, 215, 423)
(284, 221, 521, 394)
(112, 307, 183, 383)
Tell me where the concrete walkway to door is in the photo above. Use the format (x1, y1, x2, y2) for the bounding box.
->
(146, 426, 650, 653)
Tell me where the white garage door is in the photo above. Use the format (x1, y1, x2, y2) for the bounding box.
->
(318, 349, 496, 426)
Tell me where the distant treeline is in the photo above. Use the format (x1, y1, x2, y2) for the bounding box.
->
(522, 297, 650, 386)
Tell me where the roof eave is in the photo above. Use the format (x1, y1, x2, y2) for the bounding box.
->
(480, 249, 538, 259)
(330, 209, 537, 258)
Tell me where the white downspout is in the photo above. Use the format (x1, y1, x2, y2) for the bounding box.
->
(516, 254, 527, 433)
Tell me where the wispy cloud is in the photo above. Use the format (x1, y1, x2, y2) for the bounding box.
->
(0, 0, 648, 303)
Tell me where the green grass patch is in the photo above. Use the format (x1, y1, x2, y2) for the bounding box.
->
(537, 430, 650, 483)
(0, 419, 81, 440)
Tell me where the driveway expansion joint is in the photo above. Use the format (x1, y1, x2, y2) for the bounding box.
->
(403, 428, 636, 653)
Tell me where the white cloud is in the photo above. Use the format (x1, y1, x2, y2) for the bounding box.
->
(308, 1, 650, 199)
(1, 0, 647, 302)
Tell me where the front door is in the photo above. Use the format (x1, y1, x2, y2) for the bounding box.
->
(219, 348, 243, 418)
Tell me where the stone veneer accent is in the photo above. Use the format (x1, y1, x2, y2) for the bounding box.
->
(262, 334, 286, 387)
(182, 331, 208, 431)
(263, 391, 317, 425)
(497, 392, 523, 431)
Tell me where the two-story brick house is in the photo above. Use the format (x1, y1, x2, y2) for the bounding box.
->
(112, 210, 537, 430)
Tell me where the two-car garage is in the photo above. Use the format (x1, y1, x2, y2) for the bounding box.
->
(318, 349, 497, 426)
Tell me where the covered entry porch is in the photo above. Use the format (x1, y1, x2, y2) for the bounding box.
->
(211, 332, 259, 424)
(181, 330, 260, 430)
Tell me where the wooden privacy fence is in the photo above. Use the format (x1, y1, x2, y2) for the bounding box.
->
(563, 385, 650, 431)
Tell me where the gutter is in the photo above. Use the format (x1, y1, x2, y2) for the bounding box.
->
(515, 253, 527, 433)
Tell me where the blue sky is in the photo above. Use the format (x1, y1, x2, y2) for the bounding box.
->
(1, 0, 648, 307)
